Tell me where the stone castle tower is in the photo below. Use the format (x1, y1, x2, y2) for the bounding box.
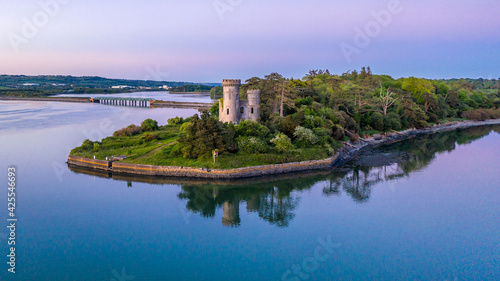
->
(219, 79, 260, 124)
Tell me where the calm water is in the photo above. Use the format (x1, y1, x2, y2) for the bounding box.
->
(55, 91, 214, 103)
(0, 100, 499, 281)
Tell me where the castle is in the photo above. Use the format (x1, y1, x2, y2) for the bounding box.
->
(219, 79, 260, 124)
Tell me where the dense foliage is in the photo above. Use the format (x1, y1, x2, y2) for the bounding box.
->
(71, 68, 500, 168)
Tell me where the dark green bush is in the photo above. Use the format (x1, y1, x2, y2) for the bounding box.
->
(369, 112, 384, 131)
(141, 119, 159, 131)
(331, 124, 345, 140)
(383, 113, 401, 131)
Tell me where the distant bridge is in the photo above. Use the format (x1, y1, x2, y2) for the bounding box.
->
(93, 97, 152, 107)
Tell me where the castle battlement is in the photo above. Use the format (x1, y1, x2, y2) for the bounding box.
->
(247, 89, 261, 95)
(222, 79, 241, 86)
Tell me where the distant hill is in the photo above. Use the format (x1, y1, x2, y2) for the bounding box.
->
(0, 75, 220, 96)
(0, 75, 199, 89)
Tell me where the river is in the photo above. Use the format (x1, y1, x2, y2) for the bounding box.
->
(55, 91, 214, 103)
(0, 100, 499, 281)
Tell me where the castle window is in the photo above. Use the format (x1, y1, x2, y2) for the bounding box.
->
(227, 108, 229, 115)
(229, 95, 231, 100)
(240, 107, 244, 114)
(251, 107, 254, 114)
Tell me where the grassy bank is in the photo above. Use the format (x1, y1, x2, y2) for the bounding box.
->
(70, 122, 338, 169)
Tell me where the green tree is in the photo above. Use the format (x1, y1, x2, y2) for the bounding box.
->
(178, 112, 226, 159)
(402, 77, 434, 101)
(141, 119, 159, 131)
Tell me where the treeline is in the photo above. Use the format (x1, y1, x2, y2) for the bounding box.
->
(228, 68, 500, 133)
(180, 68, 499, 160)
(0, 75, 203, 95)
(169, 84, 212, 92)
(0, 75, 192, 88)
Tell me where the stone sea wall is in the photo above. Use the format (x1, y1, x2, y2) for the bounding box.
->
(67, 155, 112, 170)
(67, 119, 500, 179)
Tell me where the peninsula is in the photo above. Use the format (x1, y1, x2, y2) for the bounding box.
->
(68, 69, 500, 178)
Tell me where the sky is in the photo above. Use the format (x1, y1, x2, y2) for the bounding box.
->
(0, 0, 499, 83)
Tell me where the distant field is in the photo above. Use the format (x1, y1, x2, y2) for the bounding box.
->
(0, 86, 14, 90)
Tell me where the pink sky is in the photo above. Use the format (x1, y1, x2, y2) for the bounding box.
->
(1, 0, 499, 82)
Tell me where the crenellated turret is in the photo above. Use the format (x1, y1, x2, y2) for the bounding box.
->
(219, 79, 260, 124)
(246, 89, 261, 122)
(219, 79, 241, 124)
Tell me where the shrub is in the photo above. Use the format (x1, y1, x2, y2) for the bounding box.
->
(293, 126, 319, 145)
(369, 112, 384, 131)
(81, 139, 93, 150)
(277, 115, 300, 138)
(237, 137, 268, 153)
(427, 112, 438, 123)
(383, 112, 401, 131)
(113, 124, 142, 137)
(141, 118, 159, 131)
(167, 117, 184, 125)
(145, 133, 159, 142)
(334, 111, 359, 132)
(270, 133, 293, 152)
(235, 120, 270, 138)
(304, 115, 324, 129)
(324, 143, 335, 155)
(180, 122, 191, 133)
(331, 124, 345, 140)
(462, 108, 500, 121)
(295, 96, 313, 106)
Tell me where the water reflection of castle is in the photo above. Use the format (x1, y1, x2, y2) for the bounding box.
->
(68, 126, 498, 227)
(222, 199, 240, 227)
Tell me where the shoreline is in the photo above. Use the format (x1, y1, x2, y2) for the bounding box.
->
(67, 118, 500, 180)
(0, 96, 214, 109)
(0, 96, 92, 103)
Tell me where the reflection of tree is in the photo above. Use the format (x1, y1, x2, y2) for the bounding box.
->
(322, 125, 496, 201)
(323, 164, 405, 203)
(177, 177, 316, 228)
(387, 126, 493, 174)
(256, 187, 299, 227)
(176, 126, 498, 227)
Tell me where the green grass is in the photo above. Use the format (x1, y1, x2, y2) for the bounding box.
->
(70, 124, 340, 169)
